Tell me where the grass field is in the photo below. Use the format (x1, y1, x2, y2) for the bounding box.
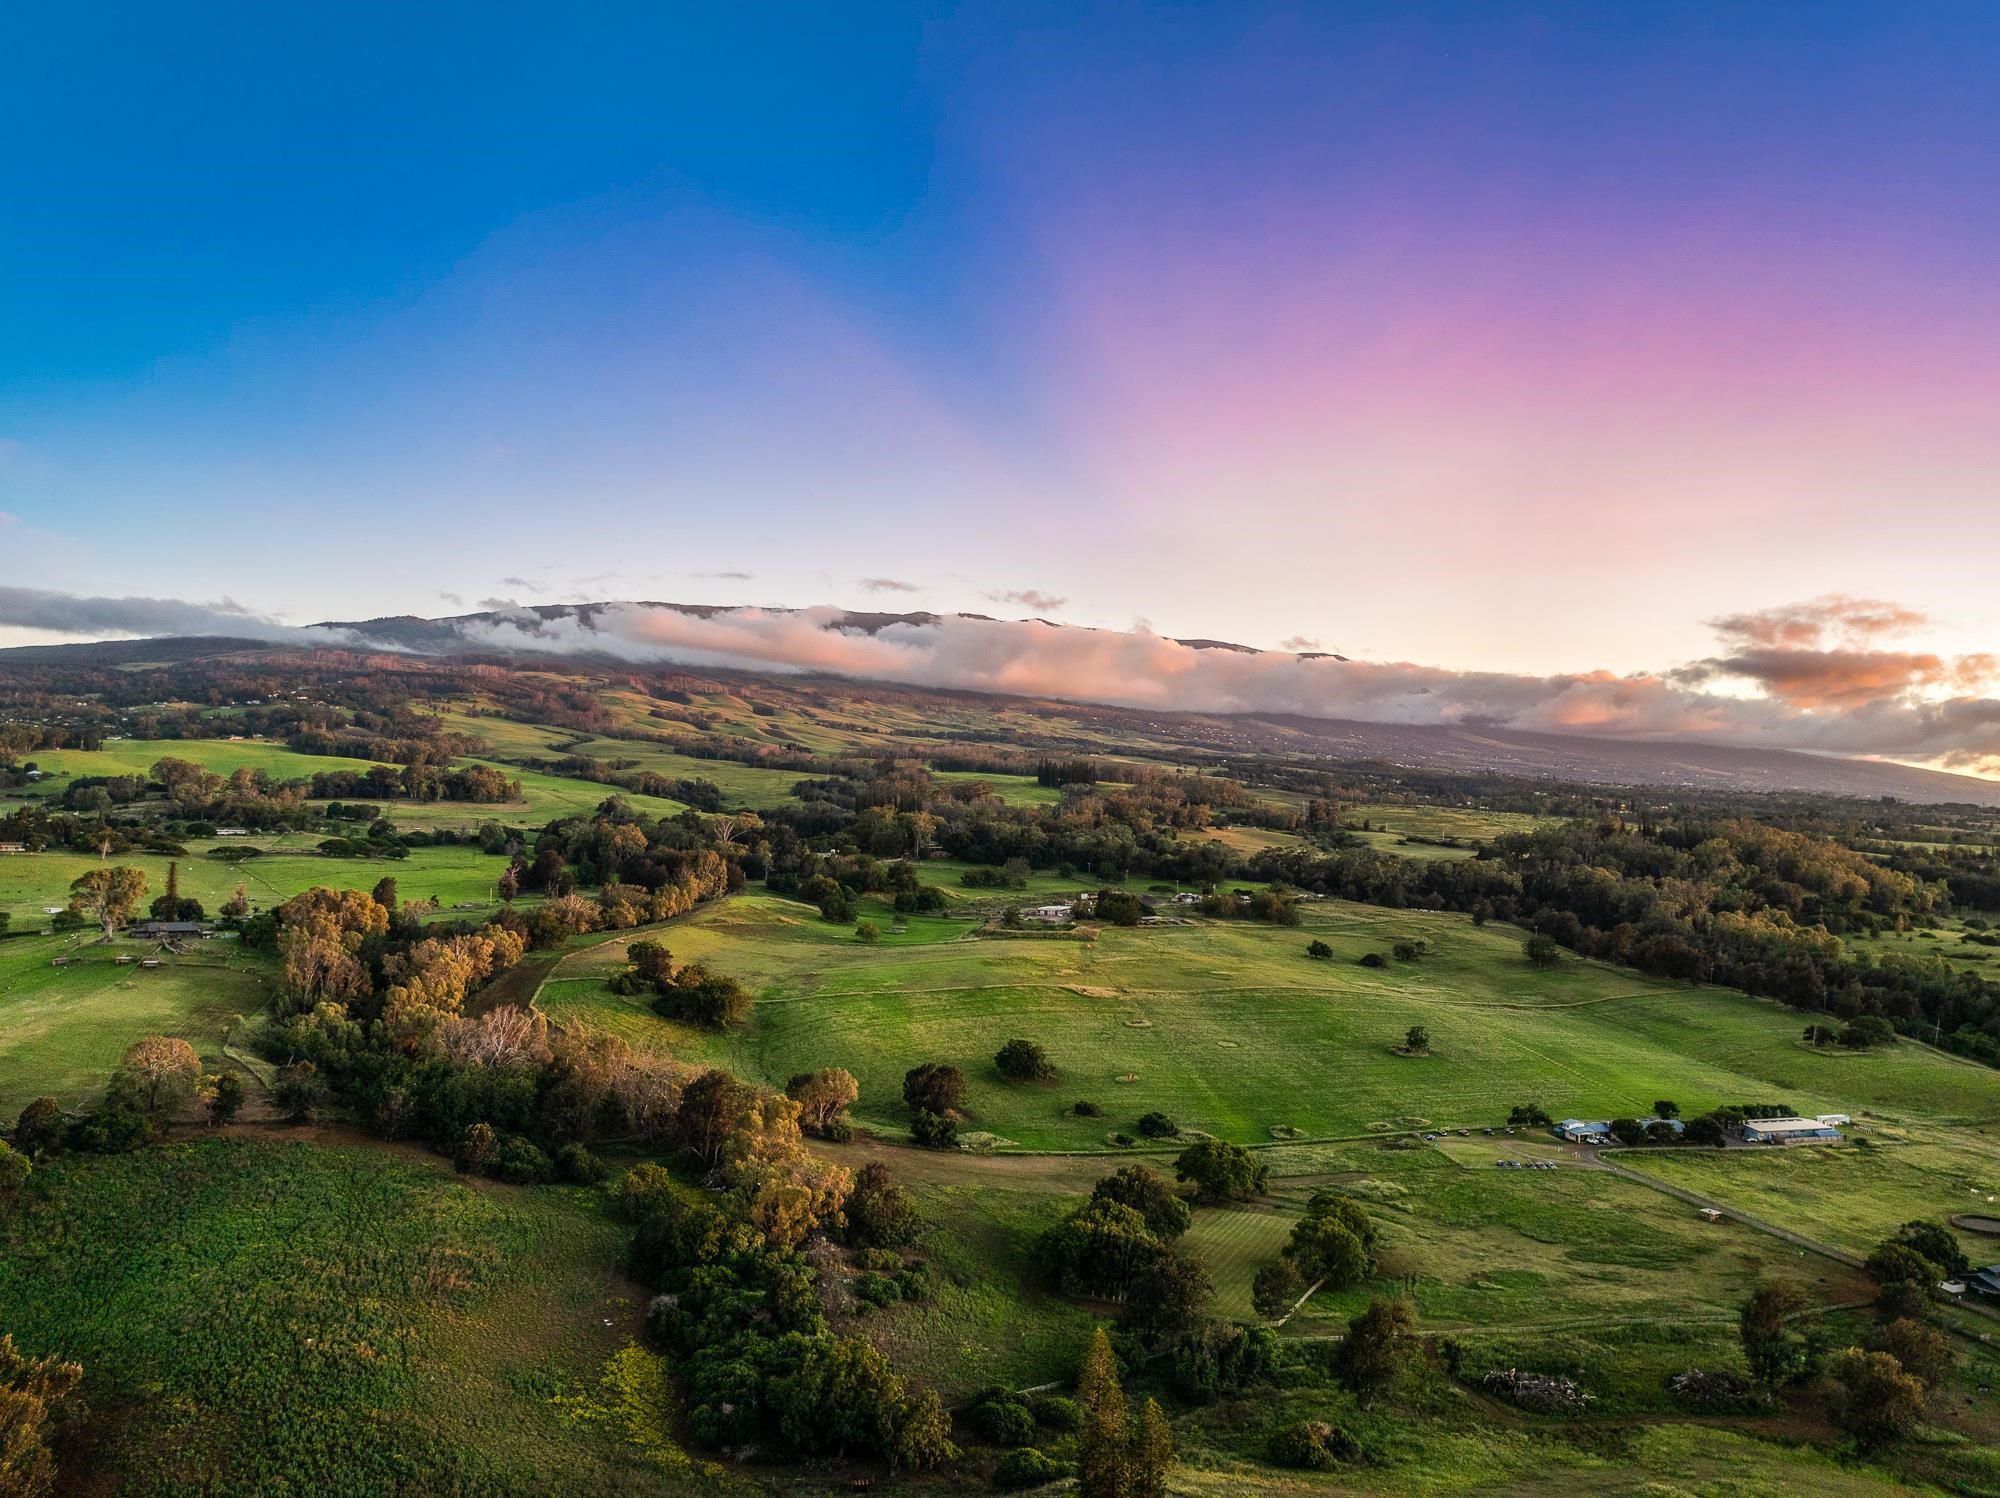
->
(1842, 918, 2000, 977)
(0, 1137, 699, 1496)
(5, 735, 687, 833)
(531, 891, 2000, 1150)
(0, 841, 517, 927)
(1618, 1122, 2000, 1259)
(0, 936, 272, 1112)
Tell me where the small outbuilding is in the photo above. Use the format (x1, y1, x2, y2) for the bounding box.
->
(1554, 1119, 1613, 1143)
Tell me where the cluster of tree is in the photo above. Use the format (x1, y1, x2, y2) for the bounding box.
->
(306, 762, 520, 804)
(617, 1156, 954, 1470)
(1739, 1225, 1956, 1453)
(607, 938, 754, 1029)
(1250, 1192, 1377, 1313)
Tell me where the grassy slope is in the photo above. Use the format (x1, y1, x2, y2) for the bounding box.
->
(537, 892, 2000, 1150)
(0, 1138, 693, 1498)
(0, 937, 272, 1113)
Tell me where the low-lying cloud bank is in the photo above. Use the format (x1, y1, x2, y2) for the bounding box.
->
(445, 597, 2000, 775)
(0, 586, 355, 645)
(4, 585, 1992, 776)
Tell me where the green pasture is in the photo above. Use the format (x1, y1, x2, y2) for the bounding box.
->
(1843, 918, 1999, 976)
(6, 734, 686, 832)
(533, 893, 2000, 1150)
(0, 936, 273, 1113)
(0, 1138, 685, 1496)
(1351, 802, 1552, 841)
(16, 736, 386, 789)
(1618, 1122, 2000, 1259)
(0, 841, 516, 927)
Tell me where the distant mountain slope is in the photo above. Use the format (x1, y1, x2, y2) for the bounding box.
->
(4, 605, 1997, 806)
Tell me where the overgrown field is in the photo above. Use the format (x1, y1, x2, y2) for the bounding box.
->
(536, 893, 2000, 1149)
(0, 1138, 700, 1497)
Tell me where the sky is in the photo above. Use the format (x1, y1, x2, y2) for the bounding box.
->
(1, 4, 1997, 770)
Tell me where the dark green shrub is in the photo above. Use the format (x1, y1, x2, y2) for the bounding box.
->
(992, 1446, 1067, 1488)
(1268, 1418, 1360, 1470)
(1027, 1394, 1079, 1432)
(968, 1393, 1035, 1446)
(554, 1142, 605, 1184)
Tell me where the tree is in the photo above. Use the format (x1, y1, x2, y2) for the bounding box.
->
(1739, 1280, 1814, 1388)
(1874, 1318, 1949, 1388)
(1305, 939, 1333, 960)
(118, 1035, 201, 1113)
(1893, 1220, 1969, 1277)
(69, 865, 146, 940)
(847, 1162, 920, 1248)
(1508, 1103, 1552, 1127)
(1683, 1112, 1729, 1148)
(149, 860, 202, 921)
(208, 1071, 245, 1125)
(1137, 1111, 1178, 1139)
(1653, 1099, 1680, 1119)
(13, 1097, 62, 1161)
(273, 1061, 328, 1123)
(1092, 1165, 1191, 1241)
(1608, 1118, 1648, 1147)
(1252, 1257, 1307, 1317)
(1119, 1251, 1213, 1346)
(371, 876, 399, 912)
(1174, 1138, 1268, 1202)
(785, 1068, 859, 1136)
(1828, 1348, 1925, 1449)
(1129, 1397, 1173, 1498)
(457, 1121, 498, 1174)
(909, 1109, 958, 1149)
(902, 1062, 965, 1117)
(1336, 1299, 1416, 1408)
(0, 1333, 83, 1498)
(1287, 1215, 1367, 1287)
(1076, 1327, 1129, 1498)
(1524, 932, 1564, 968)
(855, 920, 881, 943)
(995, 1038, 1056, 1083)
(1864, 1241, 1939, 1291)
(220, 882, 251, 922)
(1402, 1025, 1430, 1054)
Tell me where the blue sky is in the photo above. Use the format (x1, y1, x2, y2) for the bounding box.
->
(2, 2, 1997, 680)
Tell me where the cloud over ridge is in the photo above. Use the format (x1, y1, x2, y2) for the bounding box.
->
(442, 598, 2000, 775)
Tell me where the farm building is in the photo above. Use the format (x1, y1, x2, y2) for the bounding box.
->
(129, 920, 213, 940)
(1021, 903, 1073, 922)
(0, 842, 25, 855)
(1815, 1113, 1851, 1126)
(215, 827, 252, 837)
(1554, 1119, 1613, 1143)
(1741, 1117, 1842, 1145)
(1967, 1266, 2000, 1301)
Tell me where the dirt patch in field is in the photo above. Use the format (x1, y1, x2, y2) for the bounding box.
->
(1065, 984, 1119, 998)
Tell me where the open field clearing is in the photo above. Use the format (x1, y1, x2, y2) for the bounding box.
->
(1617, 1123, 2000, 1259)
(0, 1138, 686, 1496)
(4, 735, 685, 832)
(0, 937, 272, 1112)
(1842, 919, 2000, 977)
(1350, 803, 1552, 841)
(0, 841, 516, 926)
(534, 894, 2000, 1150)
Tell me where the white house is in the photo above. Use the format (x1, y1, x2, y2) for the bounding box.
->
(1554, 1119, 1613, 1143)
(1815, 1113, 1851, 1127)
(1022, 903, 1073, 922)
